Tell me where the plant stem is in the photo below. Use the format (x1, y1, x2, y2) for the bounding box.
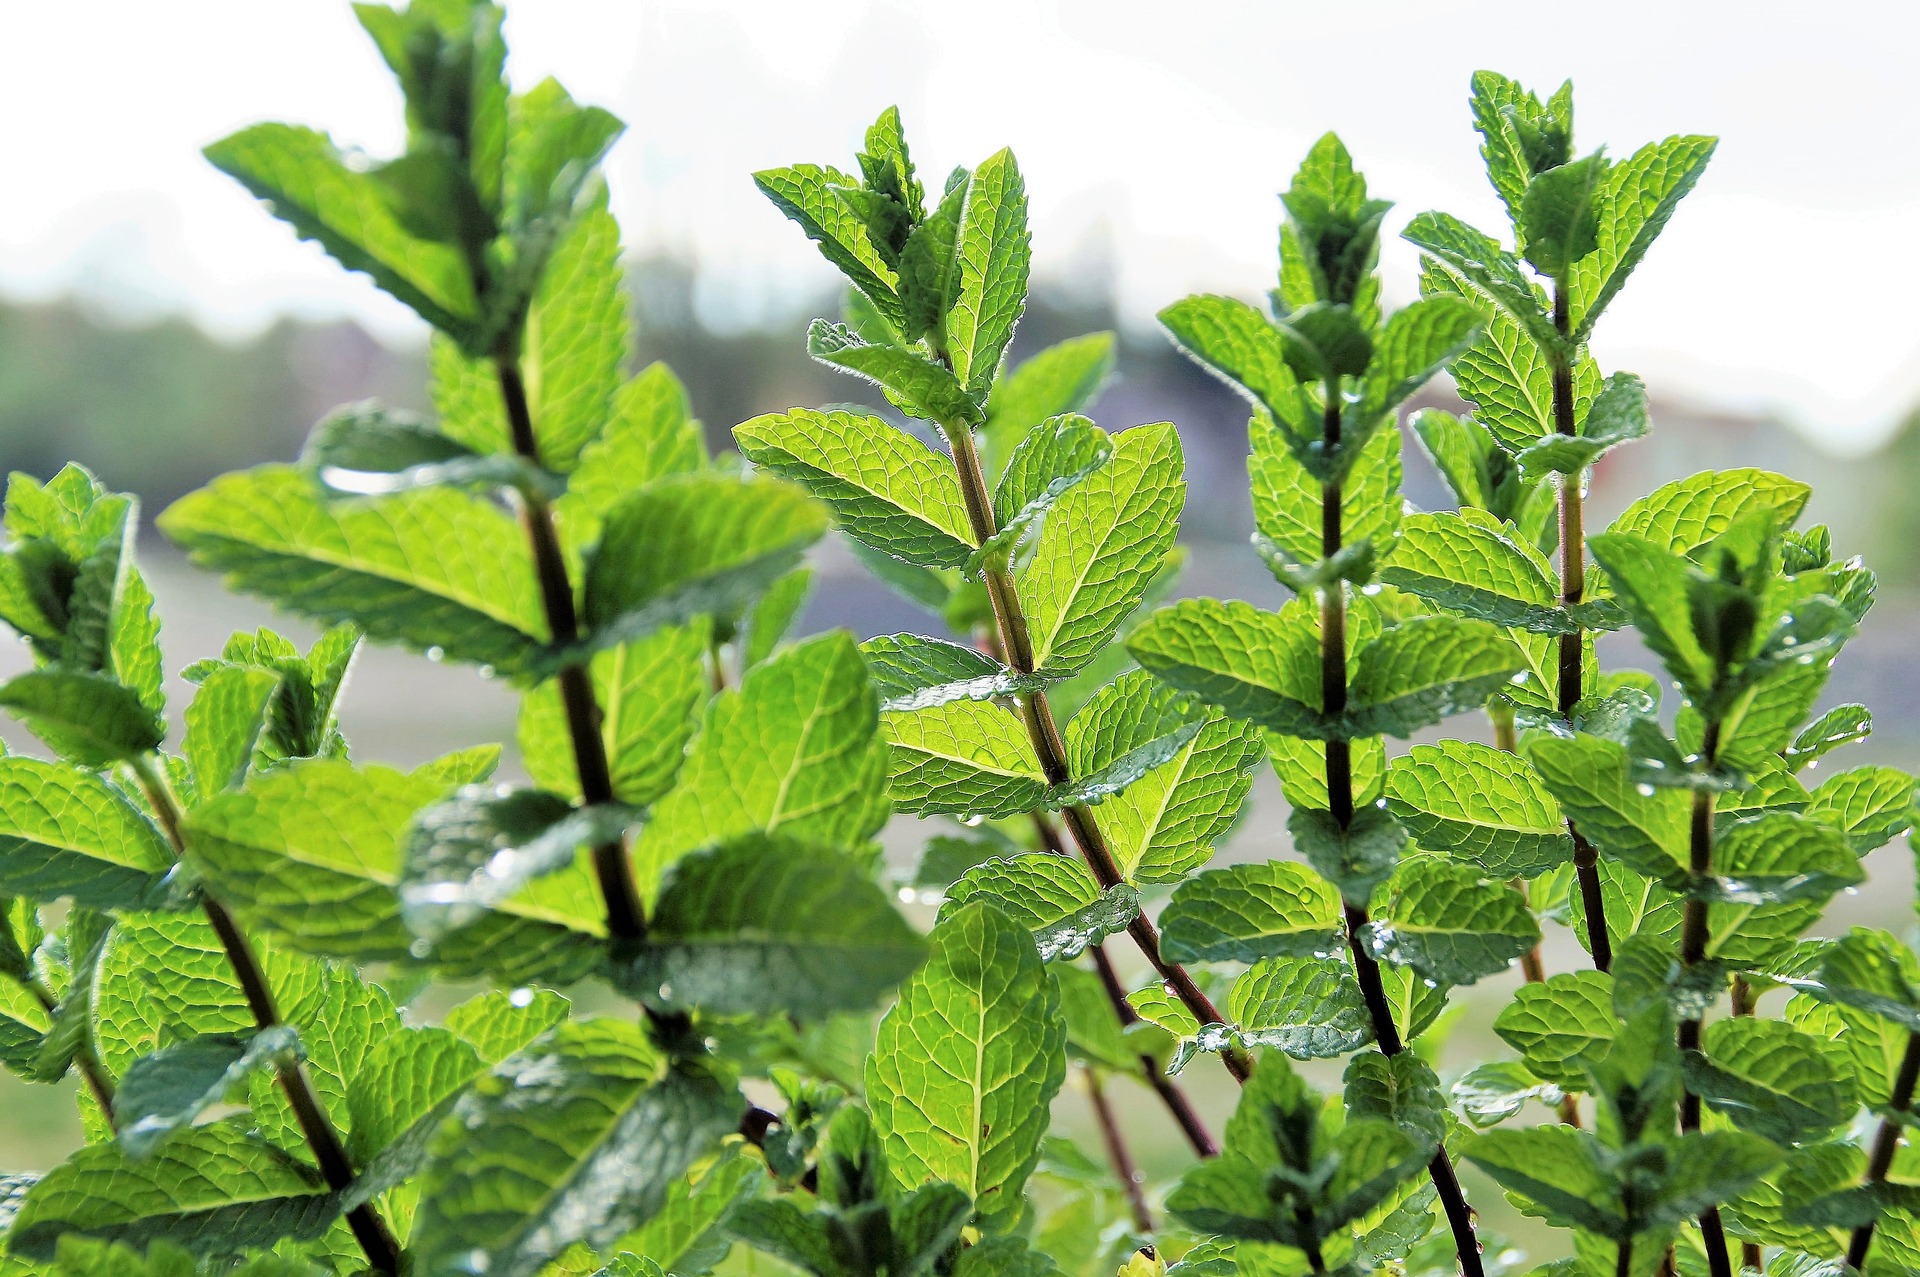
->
(1551, 283, 1612, 975)
(937, 416, 1253, 1082)
(23, 976, 115, 1118)
(129, 755, 400, 1275)
(494, 361, 648, 943)
(1084, 1064, 1154, 1234)
(1089, 938, 1219, 1158)
(1846, 1031, 1920, 1271)
(1317, 383, 1483, 1277)
(1727, 976, 1762, 1271)
(1617, 1235, 1635, 1277)
(1676, 720, 1733, 1277)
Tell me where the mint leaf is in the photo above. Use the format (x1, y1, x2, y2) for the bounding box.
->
(1515, 372, 1649, 474)
(1453, 1060, 1566, 1129)
(410, 1020, 741, 1277)
(1432, 278, 1601, 454)
(1606, 468, 1810, 555)
(1380, 509, 1567, 633)
(942, 853, 1138, 961)
(1786, 704, 1872, 772)
(1252, 410, 1401, 576)
(0, 671, 165, 767)
(204, 123, 481, 341)
(1345, 616, 1523, 737)
(1568, 135, 1718, 341)
(633, 633, 890, 892)
(868, 901, 1065, 1225)
(1528, 733, 1689, 886)
(1021, 422, 1184, 675)
(805, 321, 978, 423)
(115, 1028, 302, 1159)
(882, 698, 1048, 819)
(1290, 805, 1408, 904)
(979, 414, 1114, 569)
(1159, 295, 1312, 437)
(984, 333, 1115, 463)
(1161, 862, 1343, 964)
(1460, 1126, 1622, 1236)
(1354, 295, 1482, 427)
(754, 164, 903, 330)
(859, 634, 1047, 712)
(442, 988, 571, 1066)
(1229, 956, 1373, 1058)
(1128, 598, 1324, 736)
(160, 467, 547, 673)
(1683, 1016, 1854, 1144)
(1364, 855, 1541, 985)
(946, 149, 1031, 400)
(1806, 766, 1915, 855)
(518, 622, 706, 806)
(1402, 211, 1561, 355)
(0, 758, 172, 909)
(1385, 740, 1570, 879)
(8, 1122, 337, 1260)
(579, 472, 828, 662)
(1493, 971, 1618, 1088)
(1695, 812, 1860, 908)
(1520, 152, 1608, 277)
(621, 833, 925, 1017)
(1469, 71, 1572, 232)
(735, 407, 976, 568)
(556, 362, 707, 544)
(182, 667, 280, 800)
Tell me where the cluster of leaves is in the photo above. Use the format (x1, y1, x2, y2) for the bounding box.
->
(0, 12, 1913, 1277)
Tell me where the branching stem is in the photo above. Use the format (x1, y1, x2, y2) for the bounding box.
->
(129, 755, 400, 1275)
(1551, 283, 1612, 974)
(494, 361, 648, 943)
(938, 415, 1253, 1082)
(1846, 1031, 1920, 1270)
(1318, 382, 1483, 1277)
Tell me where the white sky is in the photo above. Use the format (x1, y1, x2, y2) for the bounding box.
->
(1, 0, 1915, 452)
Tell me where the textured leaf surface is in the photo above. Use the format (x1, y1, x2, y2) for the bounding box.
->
(114, 1028, 301, 1159)
(984, 333, 1115, 464)
(1685, 1016, 1854, 1144)
(1128, 598, 1323, 735)
(1251, 415, 1401, 572)
(1364, 855, 1540, 985)
(1021, 423, 1184, 674)
(882, 698, 1047, 819)
(946, 150, 1031, 400)
(0, 671, 165, 767)
(1380, 510, 1567, 633)
(942, 853, 1138, 961)
(1160, 862, 1343, 964)
(160, 468, 545, 672)
(1229, 957, 1373, 1059)
(0, 758, 171, 909)
(556, 362, 707, 543)
(1492, 971, 1617, 1088)
(859, 634, 1046, 712)
(1568, 135, 1718, 340)
(411, 1020, 741, 1277)
(868, 902, 1065, 1225)
(1345, 617, 1522, 738)
(182, 667, 280, 800)
(736, 408, 975, 569)
(1528, 733, 1689, 885)
(623, 834, 925, 1017)
(1606, 469, 1810, 555)
(1384, 741, 1570, 879)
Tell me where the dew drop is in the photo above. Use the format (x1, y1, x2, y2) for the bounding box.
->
(508, 987, 534, 1008)
(410, 938, 433, 959)
(477, 664, 496, 680)
(1635, 783, 1656, 797)
(426, 645, 446, 662)
(897, 886, 916, 904)
(961, 814, 985, 827)
(657, 983, 674, 1000)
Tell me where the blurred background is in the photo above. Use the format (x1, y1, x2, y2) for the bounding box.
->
(2, 0, 1918, 1258)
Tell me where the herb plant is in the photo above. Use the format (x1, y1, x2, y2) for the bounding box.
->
(0, 13, 1911, 1277)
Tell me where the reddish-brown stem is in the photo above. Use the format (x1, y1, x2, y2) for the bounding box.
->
(495, 362, 648, 943)
(1085, 1065, 1154, 1233)
(1088, 941, 1218, 1158)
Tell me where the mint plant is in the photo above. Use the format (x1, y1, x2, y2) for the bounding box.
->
(0, 20, 1914, 1277)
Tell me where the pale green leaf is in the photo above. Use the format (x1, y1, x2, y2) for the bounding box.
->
(556, 362, 707, 543)
(984, 333, 1115, 464)
(946, 149, 1032, 400)
(1492, 971, 1617, 1088)
(1379, 508, 1568, 633)
(1383, 740, 1571, 878)
(941, 853, 1138, 962)
(1345, 616, 1522, 738)
(1363, 855, 1540, 984)
(1228, 956, 1372, 1059)
(881, 698, 1048, 819)
(1568, 135, 1718, 341)
(0, 757, 172, 909)
(0, 671, 165, 768)
(1160, 862, 1343, 964)
(182, 667, 280, 800)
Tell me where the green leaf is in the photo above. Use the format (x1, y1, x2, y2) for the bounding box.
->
(739, 567, 813, 672)
(555, 362, 707, 544)
(442, 987, 572, 1066)
(307, 404, 531, 503)
(1250, 408, 1401, 579)
(1401, 211, 1561, 356)
(1363, 855, 1540, 984)
(1786, 704, 1872, 772)
(0, 671, 165, 768)
(1810, 928, 1920, 1032)
(617, 1148, 762, 1277)
(1128, 598, 1324, 736)
(1695, 812, 1860, 907)
(1269, 735, 1386, 811)
(1380, 509, 1568, 633)
(1568, 135, 1718, 341)
(620, 833, 925, 1017)
(1469, 71, 1572, 231)
(1606, 469, 1810, 556)
(1461, 1126, 1622, 1237)
(859, 634, 1046, 712)
(1354, 295, 1482, 427)
(410, 1020, 742, 1277)
(182, 667, 280, 800)
(1493, 970, 1618, 1088)
(946, 149, 1031, 401)
(8, 1122, 338, 1260)
(868, 901, 1066, 1225)
(1515, 372, 1650, 474)
(1344, 1052, 1447, 1148)
(114, 1028, 301, 1159)
(754, 164, 902, 330)
(159, 467, 546, 673)
(984, 333, 1115, 462)
(1683, 1016, 1855, 1144)
(882, 698, 1048, 819)
(634, 633, 890, 893)
(735, 407, 975, 568)
(1020, 423, 1183, 675)
(1452, 1060, 1566, 1128)
(1384, 740, 1571, 878)
(805, 322, 979, 424)
(978, 414, 1114, 569)
(1290, 805, 1408, 905)
(1345, 616, 1523, 737)
(1432, 283, 1601, 455)
(1229, 956, 1374, 1059)
(1806, 766, 1914, 855)
(1520, 152, 1608, 277)
(0, 758, 171, 909)
(518, 622, 707, 807)
(579, 472, 827, 663)
(1160, 861, 1343, 964)
(204, 123, 480, 340)
(942, 853, 1138, 962)
(1159, 294, 1315, 439)
(1528, 733, 1690, 886)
